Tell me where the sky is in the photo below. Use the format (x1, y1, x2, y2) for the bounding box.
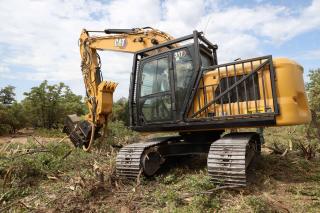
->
(0, 0, 319, 101)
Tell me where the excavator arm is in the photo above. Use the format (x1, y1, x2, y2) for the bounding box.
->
(63, 27, 174, 151)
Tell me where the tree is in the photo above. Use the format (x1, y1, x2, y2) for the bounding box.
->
(294, 68, 320, 159)
(22, 81, 86, 129)
(307, 69, 320, 138)
(4, 102, 27, 133)
(307, 69, 320, 115)
(0, 85, 15, 105)
(0, 86, 26, 134)
(0, 104, 11, 134)
(112, 97, 129, 126)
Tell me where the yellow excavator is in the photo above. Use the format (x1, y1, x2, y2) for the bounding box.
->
(63, 27, 311, 187)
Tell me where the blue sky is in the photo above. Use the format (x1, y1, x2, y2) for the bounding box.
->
(0, 0, 319, 101)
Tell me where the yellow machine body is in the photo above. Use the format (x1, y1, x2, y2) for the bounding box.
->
(65, 28, 311, 152)
(189, 58, 311, 126)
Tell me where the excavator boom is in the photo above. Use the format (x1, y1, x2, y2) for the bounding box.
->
(63, 27, 174, 151)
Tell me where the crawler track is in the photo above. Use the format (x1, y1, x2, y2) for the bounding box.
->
(207, 133, 260, 187)
(116, 137, 171, 179)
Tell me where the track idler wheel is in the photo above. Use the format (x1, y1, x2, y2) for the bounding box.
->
(141, 147, 164, 176)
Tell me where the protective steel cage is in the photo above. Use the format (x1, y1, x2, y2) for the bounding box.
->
(187, 55, 279, 122)
(129, 31, 218, 127)
(129, 31, 280, 132)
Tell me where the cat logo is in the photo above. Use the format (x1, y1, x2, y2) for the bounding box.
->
(114, 38, 127, 48)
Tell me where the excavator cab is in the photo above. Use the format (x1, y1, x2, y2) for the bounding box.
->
(130, 31, 218, 131)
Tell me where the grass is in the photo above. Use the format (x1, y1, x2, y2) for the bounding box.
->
(0, 125, 320, 212)
(34, 128, 66, 138)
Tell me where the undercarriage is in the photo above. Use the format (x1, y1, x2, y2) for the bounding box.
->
(116, 131, 261, 187)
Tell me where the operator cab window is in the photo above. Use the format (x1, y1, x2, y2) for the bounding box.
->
(140, 57, 170, 97)
(174, 48, 194, 112)
(140, 57, 172, 122)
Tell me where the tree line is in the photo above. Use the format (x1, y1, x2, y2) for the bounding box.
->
(0, 80, 129, 135)
(0, 81, 85, 134)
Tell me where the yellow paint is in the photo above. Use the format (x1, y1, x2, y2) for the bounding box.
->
(273, 58, 311, 125)
(79, 28, 174, 125)
(189, 58, 311, 126)
(79, 27, 310, 129)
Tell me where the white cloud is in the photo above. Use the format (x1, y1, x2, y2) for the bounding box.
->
(301, 49, 320, 60)
(0, 0, 319, 99)
(0, 64, 10, 75)
(260, 0, 320, 43)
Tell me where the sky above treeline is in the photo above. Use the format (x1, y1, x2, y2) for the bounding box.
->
(0, 0, 319, 101)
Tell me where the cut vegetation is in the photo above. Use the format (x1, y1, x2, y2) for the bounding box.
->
(0, 125, 320, 212)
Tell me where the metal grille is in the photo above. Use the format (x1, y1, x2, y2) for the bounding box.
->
(188, 55, 278, 121)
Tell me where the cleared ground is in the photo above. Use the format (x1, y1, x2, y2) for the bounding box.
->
(0, 128, 320, 212)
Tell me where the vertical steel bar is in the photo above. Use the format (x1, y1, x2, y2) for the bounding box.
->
(250, 61, 258, 113)
(202, 78, 208, 116)
(197, 89, 201, 117)
(242, 62, 249, 113)
(234, 64, 240, 114)
(260, 59, 267, 112)
(218, 67, 224, 116)
(226, 65, 232, 115)
(192, 101, 195, 114)
(269, 56, 278, 114)
(212, 85, 216, 116)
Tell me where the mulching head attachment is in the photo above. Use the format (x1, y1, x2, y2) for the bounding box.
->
(63, 114, 94, 150)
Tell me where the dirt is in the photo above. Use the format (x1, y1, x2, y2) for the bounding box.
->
(0, 129, 63, 146)
(1, 133, 320, 212)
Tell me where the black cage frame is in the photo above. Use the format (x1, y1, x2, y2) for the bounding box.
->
(129, 31, 279, 132)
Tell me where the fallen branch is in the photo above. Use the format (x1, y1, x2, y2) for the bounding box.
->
(18, 200, 34, 210)
(126, 169, 143, 206)
(281, 149, 288, 157)
(60, 150, 73, 160)
(58, 135, 69, 143)
(47, 175, 60, 180)
(14, 149, 50, 157)
(263, 145, 284, 155)
(31, 135, 45, 148)
(3, 166, 15, 188)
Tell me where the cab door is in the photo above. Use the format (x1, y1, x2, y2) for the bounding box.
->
(138, 54, 174, 125)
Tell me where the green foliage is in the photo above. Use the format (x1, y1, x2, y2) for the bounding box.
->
(306, 69, 320, 136)
(34, 128, 65, 138)
(4, 102, 28, 133)
(22, 80, 86, 129)
(0, 139, 95, 203)
(307, 69, 320, 112)
(0, 85, 15, 105)
(154, 187, 182, 207)
(96, 120, 139, 150)
(245, 196, 273, 212)
(112, 97, 129, 126)
(151, 169, 220, 212)
(263, 69, 320, 159)
(181, 172, 215, 192)
(0, 86, 27, 135)
(289, 69, 320, 158)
